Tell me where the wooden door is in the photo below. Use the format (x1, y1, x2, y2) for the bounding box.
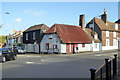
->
(66, 44, 70, 54)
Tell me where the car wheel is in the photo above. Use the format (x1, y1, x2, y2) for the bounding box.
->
(2, 56, 6, 63)
(13, 55, 17, 60)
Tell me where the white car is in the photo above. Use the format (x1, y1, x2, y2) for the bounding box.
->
(14, 47, 26, 54)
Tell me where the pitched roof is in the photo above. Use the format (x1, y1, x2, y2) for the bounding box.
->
(83, 28, 101, 43)
(115, 19, 120, 31)
(88, 18, 118, 31)
(45, 24, 92, 43)
(115, 19, 120, 23)
(24, 24, 49, 32)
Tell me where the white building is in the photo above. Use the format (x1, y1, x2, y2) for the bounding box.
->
(41, 24, 92, 54)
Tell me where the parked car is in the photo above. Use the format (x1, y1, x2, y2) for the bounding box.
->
(0, 47, 17, 63)
(14, 46, 26, 54)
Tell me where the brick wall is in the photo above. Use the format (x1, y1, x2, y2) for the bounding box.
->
(102, 30, 118, 46)
(102, 31, 106, 46)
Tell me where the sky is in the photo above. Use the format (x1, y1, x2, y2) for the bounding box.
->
(1, 2, 119, 36)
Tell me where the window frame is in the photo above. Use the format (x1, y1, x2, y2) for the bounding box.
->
(33, 32, 36, 40)
(113, 39, 116, 46)
(106, 31, 109, 37)
(82, 43, 85, 48)
(106, 39, 109, 46)
(26, 33, 28, 40)
(113, 32, 116, 38)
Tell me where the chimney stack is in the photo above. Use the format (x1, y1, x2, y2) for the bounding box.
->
(101, 9, 107, 24)
(79, 14, 85, 29)
(13, 29, 16, 34)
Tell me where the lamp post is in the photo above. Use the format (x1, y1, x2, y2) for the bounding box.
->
(4, 12, 10, 47)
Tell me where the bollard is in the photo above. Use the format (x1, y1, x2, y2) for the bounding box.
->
(105, 58, 109, 80)
(90, 68, 96, 80)
(113, 54, 117, 77)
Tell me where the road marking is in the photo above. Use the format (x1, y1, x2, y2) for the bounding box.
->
(95, 54, 102, 56)
(27, 56, 41, 57)
(41, 60, 45, 62)
(26, 62, 34, 64)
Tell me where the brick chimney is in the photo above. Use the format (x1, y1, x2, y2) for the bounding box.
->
(101, 9, 107, 24)
(79, 14, 85, 29)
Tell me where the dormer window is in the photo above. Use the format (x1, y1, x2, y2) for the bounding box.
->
(115, 24, 118, 30)
(94, 34, 98, 39)
(106, 23, 108, 25)
(112, 24, 118, 30)
(89, 24, 94, 28)
(49, 35, 52, 39)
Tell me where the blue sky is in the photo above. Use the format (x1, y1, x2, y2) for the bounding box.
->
(1, 2, 118, 36)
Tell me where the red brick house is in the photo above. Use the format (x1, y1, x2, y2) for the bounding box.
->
(115, 19, 120, 49)
(86, 9, 119, 50)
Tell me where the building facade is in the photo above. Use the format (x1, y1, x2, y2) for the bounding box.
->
(115, 19, 120, 49)
(6, 29, 24, 48)
(41, 24, 92, 54)
(23, 24, 49, 53)
(86, 9, 119, 50)
(79, 14, 101, 51)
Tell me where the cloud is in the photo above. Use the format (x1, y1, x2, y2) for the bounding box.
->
(14, 18, 22, 23)
(24, 9, 46, 17)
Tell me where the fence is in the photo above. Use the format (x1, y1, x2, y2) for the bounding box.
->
(90, 54, 117, 80)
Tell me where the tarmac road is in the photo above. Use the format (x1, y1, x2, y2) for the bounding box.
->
(1, 50, 119, 78)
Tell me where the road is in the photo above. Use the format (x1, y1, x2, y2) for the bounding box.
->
(1, 50, 119, 78)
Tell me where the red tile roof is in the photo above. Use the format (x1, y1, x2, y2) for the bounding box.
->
(88, 18, 118, 31)
(84, 28, 101, 43)
(45, 24, 92, 43)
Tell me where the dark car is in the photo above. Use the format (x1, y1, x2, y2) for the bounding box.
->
(0, 48, 17, 63)
(14, 46, 26, 54)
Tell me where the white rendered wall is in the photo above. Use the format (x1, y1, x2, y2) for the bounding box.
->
(41, 34, 61, 53)
(77, 44, 91, 52)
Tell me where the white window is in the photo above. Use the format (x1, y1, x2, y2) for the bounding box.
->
(113, 32, 116, 38)
(26, 33, 28, 40)
(113, 39, 117, 46)
(106, 39, 109, 46)
(115, 24, 118, 30)
(49, 43, 53, 49)
(33, 32, 35, 40)
(49, 34, 52, 39)
(94, 35, 98, 39)
(106, 31, 109, 37)
(89, 24, 94, 28)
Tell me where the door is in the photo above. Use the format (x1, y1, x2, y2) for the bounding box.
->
(71, 44, 73, 54)
(46, 43, 49, 50)
(66, 44, 70, 54)
(99, 43, 102, 51)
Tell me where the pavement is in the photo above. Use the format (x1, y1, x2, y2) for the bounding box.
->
(1, 50, 119, 79)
